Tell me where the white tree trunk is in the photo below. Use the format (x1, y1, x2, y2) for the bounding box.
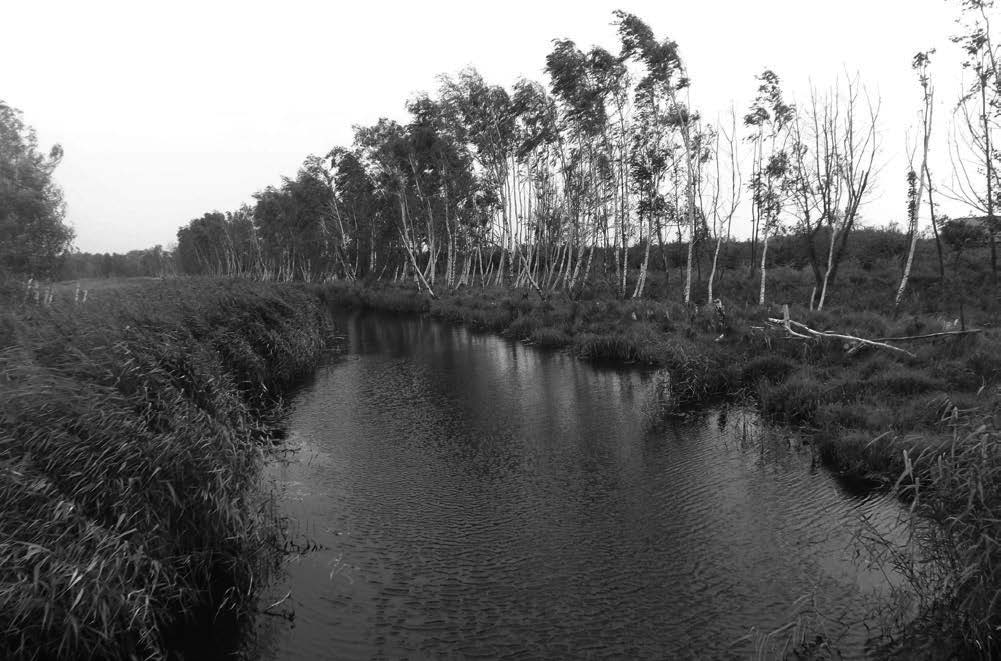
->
(707, 236, 723, 303)
(758, 233, 770, 306)
(895, 172, 927, 308)
(633, 229, 652, 298)
(817, 226, 838, 311)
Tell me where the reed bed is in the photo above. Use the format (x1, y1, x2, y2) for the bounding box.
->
(0, 278, 327, 660)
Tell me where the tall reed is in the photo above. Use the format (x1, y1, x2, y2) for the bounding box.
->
(0, 278, 327, 659)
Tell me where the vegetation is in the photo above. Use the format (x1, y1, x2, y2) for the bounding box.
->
(862, 411, 1001, 658)
(319, 257, 1000, 479)
(0, 100, 72, 279)
(0, 278, 328, 659)
(3, 1, 1001, 657)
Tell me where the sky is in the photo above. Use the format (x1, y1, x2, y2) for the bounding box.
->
(1, 0, 982, 253)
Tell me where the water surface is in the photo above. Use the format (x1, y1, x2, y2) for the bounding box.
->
(254, 310, 903, 659)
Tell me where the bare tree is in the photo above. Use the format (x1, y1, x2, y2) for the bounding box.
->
(789, 74, 880, 311)
(944, 0, 1001, 283)
(705, 107, 742, 303)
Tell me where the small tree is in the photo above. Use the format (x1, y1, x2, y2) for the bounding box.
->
(745, 71, 795, 305)
(705, 107, 742, 303)
(896, 51, 936, 308)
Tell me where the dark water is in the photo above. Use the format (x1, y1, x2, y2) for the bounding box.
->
(253, 310, 904, 660)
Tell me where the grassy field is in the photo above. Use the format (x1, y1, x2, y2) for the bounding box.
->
(0, 277, 328, 659)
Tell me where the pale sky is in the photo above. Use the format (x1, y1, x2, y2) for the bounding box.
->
(1, 0, 980, 253)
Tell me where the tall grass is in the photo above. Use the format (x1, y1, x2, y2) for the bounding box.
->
(860, 410, 1001, 658)
(0, 278, 327, 660)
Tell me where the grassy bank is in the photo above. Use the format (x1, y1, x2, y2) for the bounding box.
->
(318, 280, 1001, 485)
(0, 278, 328, 660)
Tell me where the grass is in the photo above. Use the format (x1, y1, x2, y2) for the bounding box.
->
(860, 411, 1001, 658)
(0, 277, 328, 660)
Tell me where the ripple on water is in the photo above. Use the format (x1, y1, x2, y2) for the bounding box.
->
(255, 311, 907, 660)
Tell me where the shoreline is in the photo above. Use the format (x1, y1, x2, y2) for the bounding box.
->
(1, 277, 329, 660)
(316, 280, 1001, 487)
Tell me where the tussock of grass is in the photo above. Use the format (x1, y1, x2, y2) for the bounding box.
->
(506, 314, 541, 340)
(530, 326, 570, 348)
(741, 354, 798, 386)
(757, 370, 826, 424)
(1, 278, 327, 660)
(866, 366, 945, 396)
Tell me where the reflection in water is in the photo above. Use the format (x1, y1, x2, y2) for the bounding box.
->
(254, 310, 903, 660)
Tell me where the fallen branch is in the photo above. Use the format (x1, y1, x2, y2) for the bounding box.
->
(767, 306, 917, 358)
(874, 329, 983, 342)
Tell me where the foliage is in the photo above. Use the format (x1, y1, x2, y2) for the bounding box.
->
(0, 101, 73, 278)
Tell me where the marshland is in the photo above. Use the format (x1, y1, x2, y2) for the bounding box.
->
(5, 2, 1001, 659)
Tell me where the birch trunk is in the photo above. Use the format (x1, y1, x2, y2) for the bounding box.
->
(817, 226, 838, 311)
(707, 236, 723, 303)
(758, 233, 770, 306)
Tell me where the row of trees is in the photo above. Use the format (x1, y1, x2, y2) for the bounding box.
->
(59, 246, 174, 280)
(160, 5, 996, 308)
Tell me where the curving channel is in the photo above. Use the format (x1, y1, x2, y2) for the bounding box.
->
(253, 310, 906, 660)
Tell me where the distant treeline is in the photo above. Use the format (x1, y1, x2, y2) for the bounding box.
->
(58, 245, 175, 280)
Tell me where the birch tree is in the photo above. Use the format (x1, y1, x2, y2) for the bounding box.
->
(896, 51, 935, 308)
(745, 71, 795, 305)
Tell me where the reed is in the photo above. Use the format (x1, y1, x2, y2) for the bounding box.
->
(860, 411, 1001, 658)
(0, 277, 328, 660)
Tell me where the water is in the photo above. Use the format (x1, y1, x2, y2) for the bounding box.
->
(252, 310, 905, 660)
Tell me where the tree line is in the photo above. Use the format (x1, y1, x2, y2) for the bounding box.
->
(171, 6, 998, 309)
(3, 4, 998, 310)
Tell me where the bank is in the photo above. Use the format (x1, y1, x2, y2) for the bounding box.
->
(318, 281, 996, 476)
(0, 277, 329, 660)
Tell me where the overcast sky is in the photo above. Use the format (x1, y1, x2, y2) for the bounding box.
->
(2, 0, 978, 253)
